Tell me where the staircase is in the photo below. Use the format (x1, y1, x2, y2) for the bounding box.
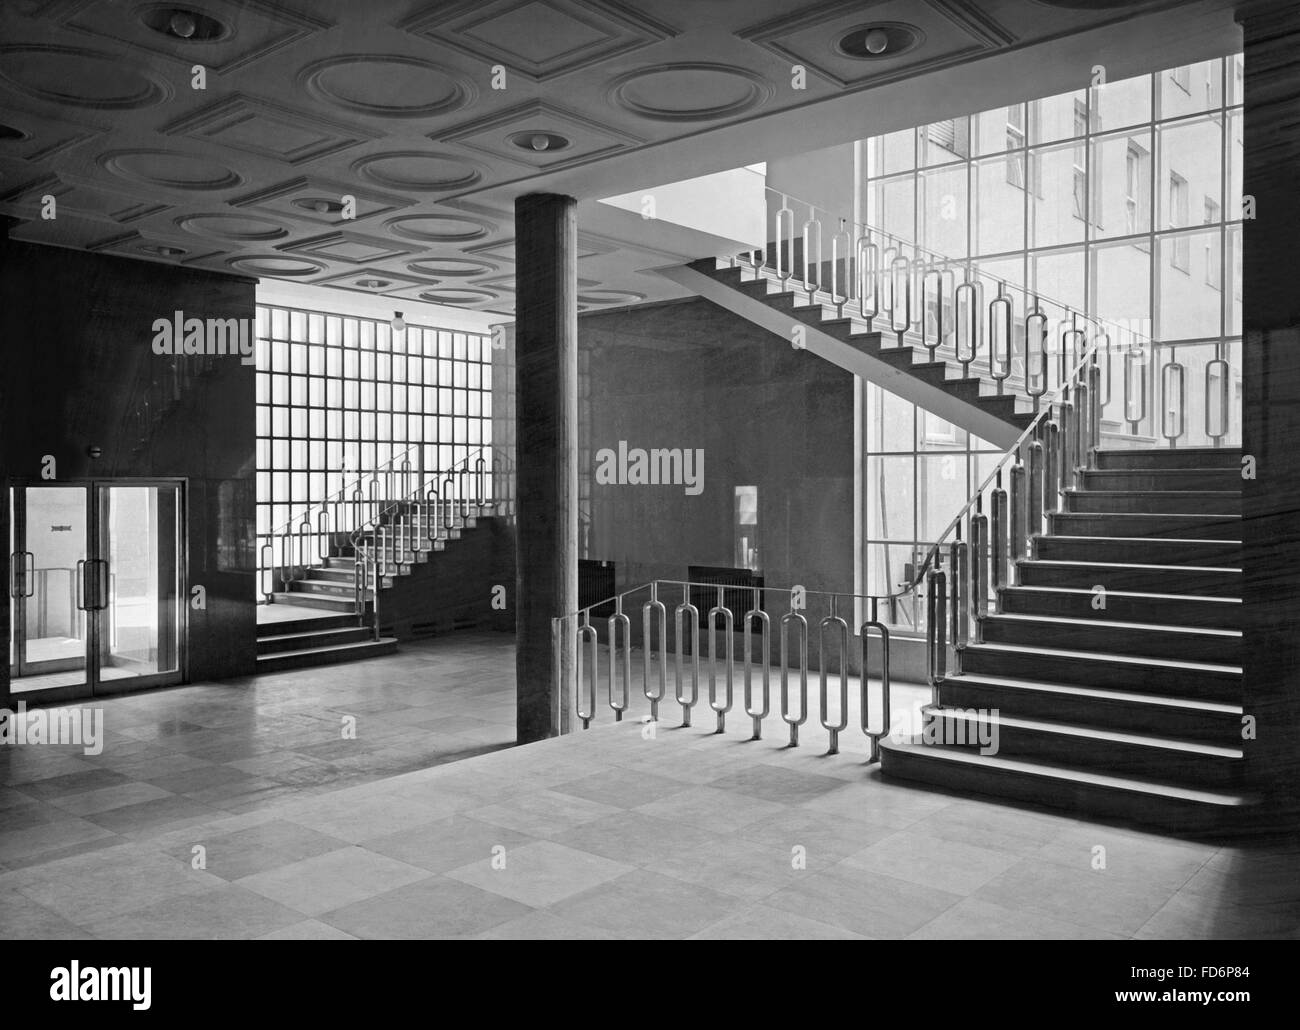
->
(658, 257, 1036, 450)
(880, 447, 1250, 834)
(257, 496, 500, 670)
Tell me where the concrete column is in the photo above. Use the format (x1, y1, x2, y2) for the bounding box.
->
(514, 194, 578, 743)
(1240, 3, 1300, 831)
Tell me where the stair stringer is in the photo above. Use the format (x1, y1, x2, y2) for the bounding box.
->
(655, 263, 1021, 450)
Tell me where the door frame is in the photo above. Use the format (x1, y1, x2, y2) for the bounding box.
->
(4, 477, 189, 705)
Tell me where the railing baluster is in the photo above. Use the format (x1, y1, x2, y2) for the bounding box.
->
(861, 597, 891, 763)
(607, 598, 631, 722)
(926, 569, 947, 707)
(743, 590, 771, 740)
(707, 587, 734, 733)
(1161, 358, 1187, 446)
(576, 614, 598, 730)
(674, 590, 700, 728)
(780, 610, 809, 746)
(818, 600, 849, 755)
(642, 585, 667, 722)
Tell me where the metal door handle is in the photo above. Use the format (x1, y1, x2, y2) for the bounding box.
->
(24, 553, 34, 598)
(8, 552, 19, 599)
(76, 559, 88, 610)
(94, 559, 110, 611)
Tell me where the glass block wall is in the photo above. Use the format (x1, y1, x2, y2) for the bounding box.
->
(255, 305, 492, 593)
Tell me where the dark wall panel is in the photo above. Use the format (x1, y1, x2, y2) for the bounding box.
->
(1, 239, 257, 688)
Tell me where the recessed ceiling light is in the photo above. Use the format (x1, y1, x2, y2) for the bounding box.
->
(293, 197, 345, 215)
(508, 131, 570, 154)
(837, 23, 922, 60)
(140, 7, 227, 42)
(356, 278, 390, 289)
(141, 244, 185, 257)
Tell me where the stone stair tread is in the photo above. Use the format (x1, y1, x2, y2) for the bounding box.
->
(1024, 558, 1240, 574)
(256, 637, 397, 664)
(946, 671, 1244, 713)
(1046, 533, 1242, 546)
(1006, 584, 1241, 605)
(929, 704, 1244, 758)
(986, 612, 1242, 638)
(879, 739, 1252, 807)
(967, 640, 1242, 674)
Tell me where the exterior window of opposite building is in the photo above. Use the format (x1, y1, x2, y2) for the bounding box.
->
(1169, 172, 1190, 271)
(1205, 197, 1222, 288)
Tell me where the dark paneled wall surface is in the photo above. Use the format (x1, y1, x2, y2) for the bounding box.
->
(1, 239, 257, 688)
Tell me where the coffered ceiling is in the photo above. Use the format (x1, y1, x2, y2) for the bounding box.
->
(0, 0, 1243, 320)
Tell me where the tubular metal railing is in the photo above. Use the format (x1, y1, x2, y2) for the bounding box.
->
(556, 580, 895, 760)
(553, 309, 1108, 757)
(348, 445, 510, 639)
(734, 186, 1239, 449)
(258, 444, 422, 603)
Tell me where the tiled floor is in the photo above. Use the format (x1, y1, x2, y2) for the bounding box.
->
(2, 631, 1297, 939)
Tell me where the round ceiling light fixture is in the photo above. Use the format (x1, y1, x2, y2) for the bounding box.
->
(140, 6, 228, 42)
(509, 131, 570, 154)
(294, 197, 345, 215)
(391, 311, 406, 332)
(836, 23, 923, 60)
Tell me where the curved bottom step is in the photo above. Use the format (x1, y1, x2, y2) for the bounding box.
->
(878, 737, 1255, 837)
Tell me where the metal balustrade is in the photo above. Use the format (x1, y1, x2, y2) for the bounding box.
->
(735, 186, 1239, 449)
(552, 312, 1108, 757)
(348, 444, 507, 639)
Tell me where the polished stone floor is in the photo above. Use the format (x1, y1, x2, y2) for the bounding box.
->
(1, 632, 1296, 939)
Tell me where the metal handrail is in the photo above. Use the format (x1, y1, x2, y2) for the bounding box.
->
(348, 443, 499, 639)
(553, 578, 912, 761)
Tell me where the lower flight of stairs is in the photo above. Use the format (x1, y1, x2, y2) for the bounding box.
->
(880, 446, 1252, 835)
(256, 611, 397, 673)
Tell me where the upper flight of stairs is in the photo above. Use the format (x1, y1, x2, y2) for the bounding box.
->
(880, 447, 1251, 836)
(657, 258, 1035, 449)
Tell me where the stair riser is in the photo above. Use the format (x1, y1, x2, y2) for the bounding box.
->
(926, 713, 1242, 790)
(1096, 449, 1242, 471)
(939, 679, 1239, 743)
(256, 639, 398, 673)
(997, 588, 1241, 629)
(1017, 562, 1241, 597)
(880, 744, 1238, 833)
(1065, 492, 1240, 515)
(1082, 470, 1242, 492)
(978, 619, 1241, 664)
(310, 569, 357, 584)
(269, 593, 357, 613)
(960, 647, 1240, 699)
(257, 613, 355, 637)
(291, 582, 356, 598)
(1048, 512, 1241, 540)
(1033, 537, 1240, 566)
(257, 628, 371, 655)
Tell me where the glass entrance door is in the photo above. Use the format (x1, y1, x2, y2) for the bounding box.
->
(7, 480, 183, 700)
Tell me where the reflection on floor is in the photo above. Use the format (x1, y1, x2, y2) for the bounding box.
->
(1, 631, 1296, 940)
(11, 666, 135, 693)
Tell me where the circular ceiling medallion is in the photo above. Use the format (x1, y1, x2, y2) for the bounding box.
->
(405, 257, 496, 278)
(578, 289, 646, 306)
(174, 212, 289, 242)
(99, 149, 242, 191)
(607, 63, 772, 123)
(299, 55, 474, 118)
(384, 213, 495, 243)
(139, 6, 230, 42)
(351, 151, 481, 192)
(0, 44, 172, 109)
(416, 287, 496, 305)
(836, 23, 924, 59)
(226, 255, 325, 278)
